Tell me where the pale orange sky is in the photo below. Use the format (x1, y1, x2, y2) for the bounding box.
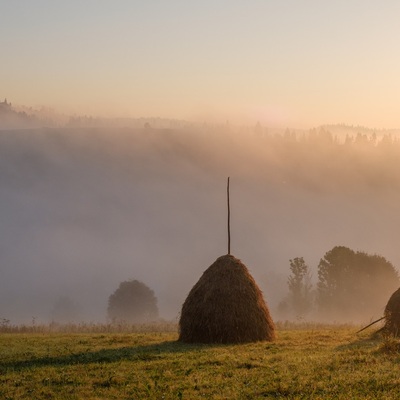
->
(2, 1, 400, 128)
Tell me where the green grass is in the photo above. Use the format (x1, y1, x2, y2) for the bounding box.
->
(1, 325, 400, 399)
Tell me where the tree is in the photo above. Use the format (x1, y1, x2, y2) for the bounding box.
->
(287, 257, 313, 317)
(50, 296, 81, 323)
(317, 246, 355, 313)
(107, 280, 159, 323)
(317, 246, 399, 320)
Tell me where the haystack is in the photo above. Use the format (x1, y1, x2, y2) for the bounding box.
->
(178, 254, 275, 344)
(383, 287, 400, 336)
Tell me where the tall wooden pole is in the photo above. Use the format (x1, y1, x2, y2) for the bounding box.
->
(227, 177, 231, 255)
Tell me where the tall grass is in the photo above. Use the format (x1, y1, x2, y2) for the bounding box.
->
(0, 319, 178, 334)
(0, 319, 366, 334)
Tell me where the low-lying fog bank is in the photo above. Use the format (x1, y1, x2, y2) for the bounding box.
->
(1, 125, 399, 324)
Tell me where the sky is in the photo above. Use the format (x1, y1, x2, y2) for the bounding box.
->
(2, 1, 400, 128)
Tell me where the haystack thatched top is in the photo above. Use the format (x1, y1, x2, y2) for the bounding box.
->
(193, 254, 260, 291)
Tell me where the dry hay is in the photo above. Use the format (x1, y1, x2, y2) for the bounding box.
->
(178, 254, 275, 344)
(384, 287, 400, 336)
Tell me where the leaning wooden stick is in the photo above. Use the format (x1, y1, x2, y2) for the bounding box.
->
(227, 177, 231, 255)
(356, 316, 385, 334)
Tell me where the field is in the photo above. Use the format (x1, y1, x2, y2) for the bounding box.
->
(1, 323, 400, 399)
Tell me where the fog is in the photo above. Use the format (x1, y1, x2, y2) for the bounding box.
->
(1, 124, 400, 325)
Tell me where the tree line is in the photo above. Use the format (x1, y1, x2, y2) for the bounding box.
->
(49, 246, 399, 324)
(280, 246, 399, 321)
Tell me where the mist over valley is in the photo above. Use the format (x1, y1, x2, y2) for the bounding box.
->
(1, 116, 400, 324)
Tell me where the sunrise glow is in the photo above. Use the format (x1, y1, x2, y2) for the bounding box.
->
(2, 1, 400, 128)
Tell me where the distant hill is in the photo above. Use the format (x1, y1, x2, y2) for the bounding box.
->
(0, 98, 190, 130)
(3, 98, 400, 134)
(0, 99, 42, 129)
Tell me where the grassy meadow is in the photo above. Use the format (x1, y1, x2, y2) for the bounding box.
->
(1, 323, 400, 399)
